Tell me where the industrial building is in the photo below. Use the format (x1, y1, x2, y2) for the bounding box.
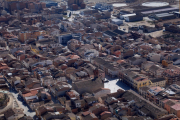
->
(141, 7, 179, 16)
(154, 13, 176, 20)
(174, 12, 180, 18)
(120, 13, 136, 20)
(111, 19, 123, 26)
(124, 15, 143, 22)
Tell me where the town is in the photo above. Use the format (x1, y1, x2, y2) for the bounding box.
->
(0, 0, 180, 120)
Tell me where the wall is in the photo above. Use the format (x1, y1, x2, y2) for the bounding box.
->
(94, 89, 111, 98)
(19, 31, 44, 43)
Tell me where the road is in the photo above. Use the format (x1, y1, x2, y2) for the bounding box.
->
(0, 90, 35, 118)
(104, 76, 131, 93)
(10, 89, 36, 118)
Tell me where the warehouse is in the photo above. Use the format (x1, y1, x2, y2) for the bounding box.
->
(141, 7, 179, 16)
(174, 12, 180, 18)
(125, 15, 143, 22)
(111, 19, 123, 25)
(120, 13, 136, 20)
(154, 13, 176, 20)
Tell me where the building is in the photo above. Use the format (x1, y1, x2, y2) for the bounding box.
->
(19, 30, 45, 43)
(150, 78, 167, 87)
(120, 13, 136, 20)
(91, 57, 119, 78)
(162, 68, 180, 85)
(122, 90, 168, 119)
(154, 13, 176, 20)
(68, 0, 85, 10)
(119, 70, 152, 90)
(93, 88, 111, 98)
(40, 1, 58, 8)
(111, 19, 123, 26)
(72, 78, 104, 94)
(125, 15, 143, 22)
(139, 86, 167, 107)
(49, 83, 72, 97)
(170, 104, 180, 118)
(165, 25, 180, 33)
(141, 7, 179, 16)
(94, 2, 113, 11)
(58, 33, 72, 44)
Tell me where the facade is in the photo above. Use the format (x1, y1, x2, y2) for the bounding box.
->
(155, 13, 176, 20)
(19, 31, 45, 43)
(139, 86, 166, 108)
(93, 88, 111, 98)
(111, 19, 123, 26)
(125, 15, 143, 22)
(120, 13, 136, 20)
(162, 68, 180, 85)
(119, 70, 152, 90)
(150, 78, 167, 87)
(50, 84, 72, 97)
(58, 33, 72, 44)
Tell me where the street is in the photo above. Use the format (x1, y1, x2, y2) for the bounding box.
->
(9, 89, 36, 118)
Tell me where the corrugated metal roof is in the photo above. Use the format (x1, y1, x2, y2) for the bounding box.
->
(155, 13, 174, 17)
(111, 19, 123, 22)
(141, 7, 178, 14)
(121, 13, 136, 17)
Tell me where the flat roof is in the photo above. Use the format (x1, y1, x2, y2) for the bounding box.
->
(156, 13, 174, 17)
(121, 13, 136, 17)
(111, 19, 123, 22)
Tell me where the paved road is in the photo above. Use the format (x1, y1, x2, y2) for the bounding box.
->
(104, 77, 131, 93)
(9, 89, 35, 118)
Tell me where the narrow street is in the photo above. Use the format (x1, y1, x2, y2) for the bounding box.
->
(10, 89, 36, 118)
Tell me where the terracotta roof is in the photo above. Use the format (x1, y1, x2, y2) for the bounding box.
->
(171, 104, 180, 111)
(70, 55, 80, 59)
(22, 90, 38, 97)
(100, 111, 111, 116)
(82, 111, 90, 116)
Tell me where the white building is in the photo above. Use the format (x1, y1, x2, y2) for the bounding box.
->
(84, 49, 99, 61)
(148, 53, 162, 63)
(111, 19, 123, 25)
(120, 13, 136, 20)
